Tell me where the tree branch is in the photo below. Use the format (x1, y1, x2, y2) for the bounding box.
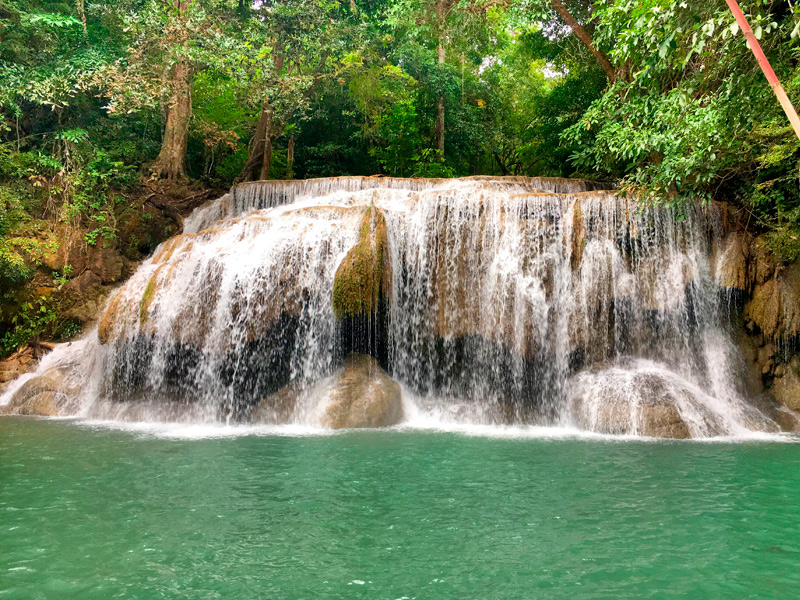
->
(550, 0, 616, 82)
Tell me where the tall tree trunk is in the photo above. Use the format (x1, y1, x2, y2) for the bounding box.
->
(237, 48, 285, 183)
(260, 105, 274, 180)
(151, 0, 193, 180)
(287, 135, 295, 179)
(151, 60, 192, 180)
(435, 0, 446, 160)
(236, 105, 271, 183)
(550, 0, 616, 82)
(76, 0, 87, 33)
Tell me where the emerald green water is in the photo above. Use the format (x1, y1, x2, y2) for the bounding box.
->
(1, 418, 799, 599)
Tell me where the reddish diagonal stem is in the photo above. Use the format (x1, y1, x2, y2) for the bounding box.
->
(726, 0, 800, 142)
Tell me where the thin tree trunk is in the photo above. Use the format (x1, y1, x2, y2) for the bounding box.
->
(287, 135, 295, 179)
(550, 0, 616, 82)
(435, 47, 445, 159)
(435, 0, 446, 160)
(235, 105, 271, 183)
(260, 105, 274, 180)
(151, 0, 192, 180)
(76, 0, 87, 33)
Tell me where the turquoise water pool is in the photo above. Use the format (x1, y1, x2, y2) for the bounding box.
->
(1, 418, 798, 599)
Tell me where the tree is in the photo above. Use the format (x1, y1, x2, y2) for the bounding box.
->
(388, 0, 500, 164)
(234, 0, 348, 182)
(516, 0, 616, 80)
(150, 0, 194, 180)
(561, 0, 800, 259)
(434, 0, 452, 158)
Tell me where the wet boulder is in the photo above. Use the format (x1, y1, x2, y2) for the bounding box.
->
(322, 353, 403, 429)
(1, 367, 79, 417)
(250, 382, 302, 424)
(568, 367, 727, 439)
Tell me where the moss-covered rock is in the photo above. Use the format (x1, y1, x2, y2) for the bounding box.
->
(332, 206, 391, 318)
(139, 268, 160, 326)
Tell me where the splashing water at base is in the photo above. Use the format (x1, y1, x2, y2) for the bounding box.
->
(0, 177, 788, 438)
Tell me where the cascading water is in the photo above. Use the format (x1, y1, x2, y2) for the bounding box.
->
(0, 177, 784, 437)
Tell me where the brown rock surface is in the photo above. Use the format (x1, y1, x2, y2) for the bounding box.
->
(322, 354, 403, 429)
(569, 370, 724, 439)
(771, 356, 800, 411)
(250, 382, 302, 424)
(714, 231, 751, 291)
(744, 262, 800, 339)
(573, 396, 693, 439)
(1, 367, 79, 416)
(0, 345, 52, 395)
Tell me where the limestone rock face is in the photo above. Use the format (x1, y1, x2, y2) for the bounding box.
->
(744, 262, 800, 339)
(714, 231, 751, 291)
(771, 356, 800, 411)
(96, 205, 362, 350)
(43, 224, 127, 284)
(322, 354, 403, 429)
(1, 367, 79, 416)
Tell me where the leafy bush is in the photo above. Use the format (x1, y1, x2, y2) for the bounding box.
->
(1, 295, 58, 353)
(0, 185, 25, 235)
(62, 151, 138, 245)
(0, 243, 34, 290)
(412, 149, 456, 178)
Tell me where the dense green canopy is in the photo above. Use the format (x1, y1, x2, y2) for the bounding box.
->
(1, 0, 800, 350)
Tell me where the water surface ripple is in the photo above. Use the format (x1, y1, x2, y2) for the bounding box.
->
(1, 418, 798, 599)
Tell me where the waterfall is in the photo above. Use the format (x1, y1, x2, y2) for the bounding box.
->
(1, 177, 782, 437)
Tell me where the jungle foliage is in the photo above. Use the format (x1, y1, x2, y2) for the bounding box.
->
(2, 0, 800, 351)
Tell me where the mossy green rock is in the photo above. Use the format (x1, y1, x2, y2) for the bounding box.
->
(332, 207, 391, 318)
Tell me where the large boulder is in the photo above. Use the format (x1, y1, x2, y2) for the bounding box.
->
(568, 367, 727, 439)
(322, 353, 403, 429)
(572, 396, 692, 439)
(1, 367, 79, 416)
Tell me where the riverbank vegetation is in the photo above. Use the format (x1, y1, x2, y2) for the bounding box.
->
(1, 0, 800, 353)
